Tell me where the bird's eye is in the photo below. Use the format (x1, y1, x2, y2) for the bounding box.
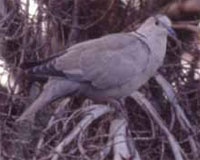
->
(155, 20, 159, 25)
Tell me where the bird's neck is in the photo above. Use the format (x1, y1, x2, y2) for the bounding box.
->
(131, 29, 167, 67)
(135, 29, 167, 58)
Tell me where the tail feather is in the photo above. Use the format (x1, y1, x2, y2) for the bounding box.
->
(26, 61, 66, 77)
(26, 61, 85, 83)
(20, 52, 65, 69)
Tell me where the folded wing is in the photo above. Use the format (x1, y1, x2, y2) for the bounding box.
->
(28, 33, 151, 90)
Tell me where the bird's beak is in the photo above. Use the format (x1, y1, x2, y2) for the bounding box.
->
(166, 26, 177, 38)
(159, 21, 177, 38)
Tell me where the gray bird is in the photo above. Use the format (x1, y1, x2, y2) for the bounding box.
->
(17, 15, 175, 122)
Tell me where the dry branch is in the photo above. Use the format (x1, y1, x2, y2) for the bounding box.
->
(132, 91, 184, 160)
(51, 104, 113, 160)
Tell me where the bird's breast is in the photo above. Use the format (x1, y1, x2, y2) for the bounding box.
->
(79, 35, 167, 100)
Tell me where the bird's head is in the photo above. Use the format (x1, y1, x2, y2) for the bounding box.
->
(139, 15, 176, 38)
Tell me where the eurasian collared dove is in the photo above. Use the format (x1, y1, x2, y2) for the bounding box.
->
(17, 15, 175, 122)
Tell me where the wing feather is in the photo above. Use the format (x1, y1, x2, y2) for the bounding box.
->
(29, 33, 151, 90)
(80, 33, 151, 89)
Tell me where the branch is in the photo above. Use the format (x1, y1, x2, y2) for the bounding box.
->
(67, 0, 80, 47)
(110, 118, 141, 160)
(51, 104, 113, 160)
(172, 23, 200, 34)
(154, 74, 198, 158)
(131, 91, 184, 160)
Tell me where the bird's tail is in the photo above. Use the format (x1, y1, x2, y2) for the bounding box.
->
(26, 60, 66, 78)
(20, 51, 66, 78)
(20, 52, 64, 69)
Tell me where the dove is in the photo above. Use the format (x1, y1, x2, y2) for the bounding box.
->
(16, 15, 176, 122)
